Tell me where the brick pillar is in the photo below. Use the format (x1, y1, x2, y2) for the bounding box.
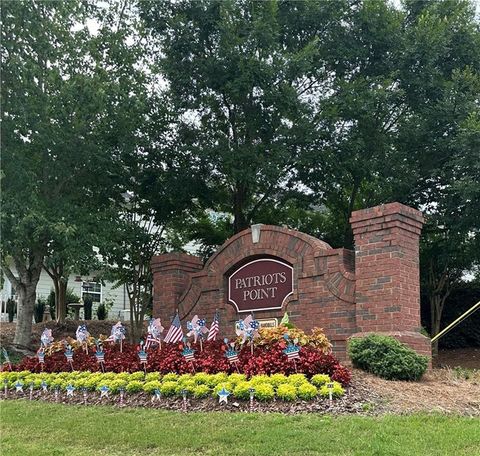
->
(350, 203, 431, 358)
(151, 253, 203, 324)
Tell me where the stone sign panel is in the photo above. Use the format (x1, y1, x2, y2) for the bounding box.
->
(228, 258, 293, 312)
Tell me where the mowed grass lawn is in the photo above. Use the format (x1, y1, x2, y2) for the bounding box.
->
(1, 401, 479, 456)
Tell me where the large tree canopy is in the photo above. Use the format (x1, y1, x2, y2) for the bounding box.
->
(1, 0, 147, 345)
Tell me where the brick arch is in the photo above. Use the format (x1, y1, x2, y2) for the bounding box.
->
(205, 225, 332, 275)
(175, 226, 356, 320)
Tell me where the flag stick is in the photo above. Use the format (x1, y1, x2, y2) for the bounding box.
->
(293, 358, 298, 373)
(69, 360, 74, 371)
(190, 361, 196, 373)
(120, 339, 123, 353)
(200, 338, 203, 352)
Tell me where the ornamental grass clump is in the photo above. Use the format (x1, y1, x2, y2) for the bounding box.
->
(348, 334, 428, 381)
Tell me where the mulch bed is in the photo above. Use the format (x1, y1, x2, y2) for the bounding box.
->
(0, 383, 374, 414)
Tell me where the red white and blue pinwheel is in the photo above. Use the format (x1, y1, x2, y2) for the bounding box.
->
(186, 315, 208, 350)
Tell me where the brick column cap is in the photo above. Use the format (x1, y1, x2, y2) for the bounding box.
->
(151, 252, 203, 273)
(350, 202, 424, 234)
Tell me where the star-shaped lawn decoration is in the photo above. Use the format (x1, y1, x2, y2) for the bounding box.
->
(99, 385, 110, 398)
(14, 381, 23, 392)
(66, 384, 75, 397)
(217, 387, 231, 404)
(41, 380, 48, 392)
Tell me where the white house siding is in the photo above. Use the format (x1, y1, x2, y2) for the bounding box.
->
(1, 268, 128, 321)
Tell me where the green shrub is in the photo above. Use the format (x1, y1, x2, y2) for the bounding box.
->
(178, 374, 193, 385)
(175, 380, 196, 395)
(96, 303, 107, 320)
(193, 372, 210, 384)
(311, 374, 330, 387)
(129, 372, 145, 381)
(110, 379, 128, 393)
(233, 381, 253, 400)
(297, 383, 317, 400)
(250, 375, 270, 387)
(145, 372, 161, 383)
(319, 381, 344, 398)
(348, 334, 428, 381)
(207, 372, 228, 387)
(143, 381, 162, 394)
(287, 373, 308, 387)
(269, 373, 288, 387)
(160, 381, 177, 397)
(34, 298, 46, 323)
(192, 384, 210, 399)
(83, 296, 93, 320)
(228, 373, 246, 385)
(6, 298, 16, 322)
(162, 373, 179, 383)
(125, 381, 143, 393)
(276, 383, 297, 401)
(253, 383, 274, 402)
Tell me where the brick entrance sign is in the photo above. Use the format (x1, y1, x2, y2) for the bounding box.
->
(151, 202, 431, 361)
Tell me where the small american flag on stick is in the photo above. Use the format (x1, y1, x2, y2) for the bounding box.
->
(164, 312, 184, 344)
(282, 334, 301, 372)
(207, 310, 220, 341)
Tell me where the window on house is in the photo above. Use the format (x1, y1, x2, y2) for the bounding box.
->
(81, 282, 102, 303)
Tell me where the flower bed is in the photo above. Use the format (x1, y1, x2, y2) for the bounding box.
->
(0, 371, 345, 402)
(13, 340, 350, 385)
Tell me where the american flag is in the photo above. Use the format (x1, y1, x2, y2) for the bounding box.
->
(138, 350, 148, 364)
(65, 345, 74, 362)
(182, 347, 195, 362)
(207, 311, 220, 341)
(225, 349, 239, 364)
(37, 349, 45, 364)
(283, 345, 300, 360)
(95, 350, 105, 363)
(164, 313, 184, 343)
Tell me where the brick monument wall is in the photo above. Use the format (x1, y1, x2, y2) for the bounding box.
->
(151, 202, 431, 361)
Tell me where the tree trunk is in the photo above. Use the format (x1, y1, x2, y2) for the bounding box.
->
(13, 283, 38, 347)
(7, 252, 44, 348)
(233, 185, 249, 233)
(431, 295, 442, 360)
(57, 278, 68, 322)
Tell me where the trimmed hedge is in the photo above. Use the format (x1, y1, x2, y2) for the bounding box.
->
(348, 334, 428, 381)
